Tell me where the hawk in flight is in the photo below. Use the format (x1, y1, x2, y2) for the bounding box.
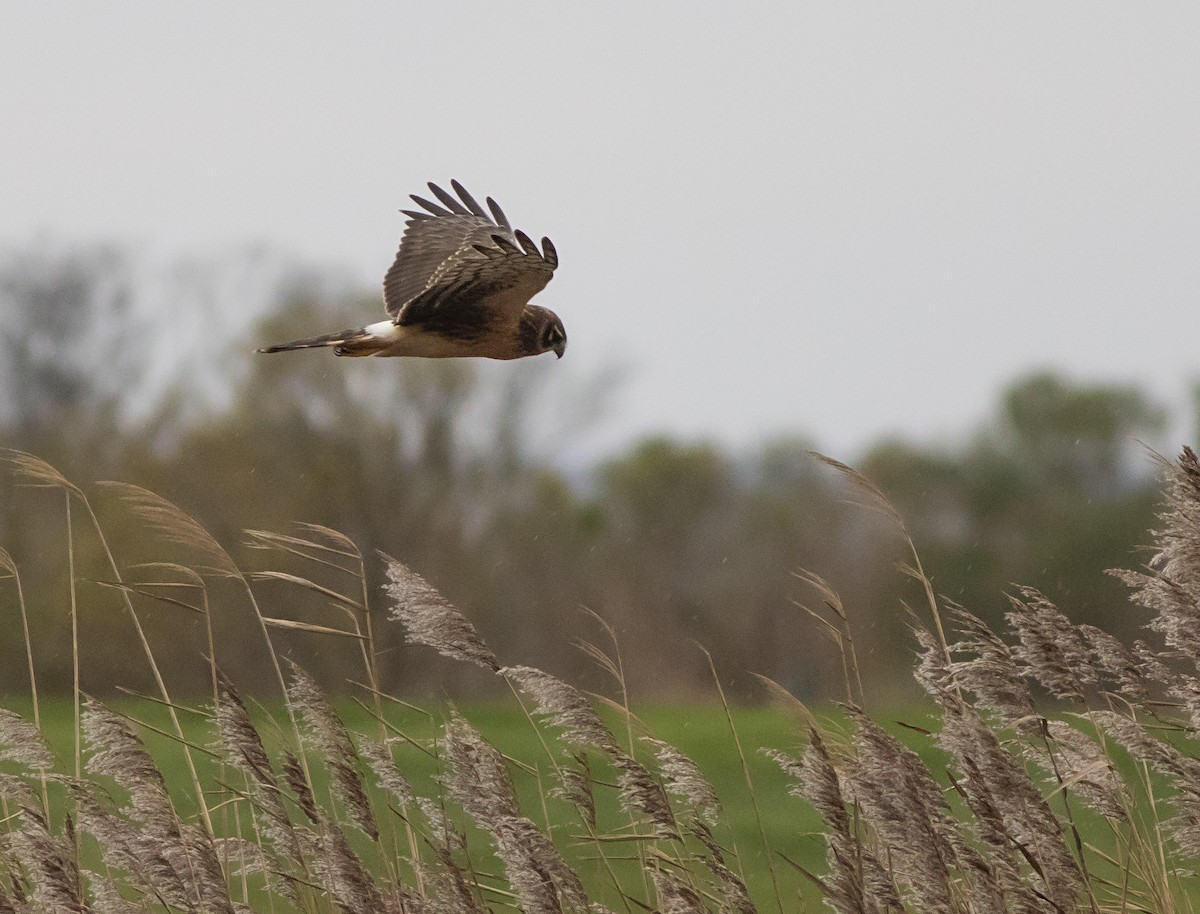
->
(259, 180, 566, 360)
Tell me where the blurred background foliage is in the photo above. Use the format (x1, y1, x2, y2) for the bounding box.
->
(0, 242, 1189, 703)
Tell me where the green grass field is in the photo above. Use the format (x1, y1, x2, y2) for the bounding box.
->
(19, 691, 1169, 913)
(7, 693, 920, 911)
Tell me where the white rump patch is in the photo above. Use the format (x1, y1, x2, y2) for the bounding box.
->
(364, 320, 402, 343)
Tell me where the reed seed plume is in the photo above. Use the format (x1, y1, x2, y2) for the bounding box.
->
(770, 726, 903, 914)
(1116, 567, 1200, 678)
(1028, 718, 1127, 821)
(0, 771, 38, 806)
(501, 665, 621, 755)
(310, 821, 397, 914)
(1149, 446, 1200, 597)
(946, 606, 1037, 728)
(79, 699, 239, 914)
(1131, 639, 1173, 684)
(440, 714, 521, 823)
(82, 698, 175, 829)
(412, 858, 482, 914)
(0, 709, 54, 772)
(935, 703, 1084, 911)
(1095, 711, 1200, 857)
(87, 870, 150, 914)
(502, 664, 678, 836)
(358, 736, 415, 805)
(810, 452, 906, 533)
(282, 749, 319, 824)
(212, 674, 303, 867)
(912, 622, 955, 704)
(1110, 449, 1200, 672)
(652, 870, 706, 914)
(384, 560, 499, 671)
(75, 787, 205, 914)
(643, 737, 721, 824)
(1077, 623, 1159, 704)
(612, 752, 678, 840)
(2, 448, 83, 495)
(413, 795, 486, 914)
(495, 817, 591, 914)
(688, 819, 757, 914)
(286, 662, 378, 840)
(213, 674, 276, 787)
(1005, 586, 1093, 703)
(550, 751, 596, 831)
(100, 481, 239, 576)
(1113, 573, 1200, 729)
(845, 709, 960, 914)
(175, 829, 237, 914)
(11, 807, 86, 914)
(211, 833, 271, 879)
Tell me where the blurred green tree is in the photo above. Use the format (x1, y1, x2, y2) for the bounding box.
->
(0, 244, 144, 470)
(0, 241, 1178, 703)
(862, 371, 1164, 645)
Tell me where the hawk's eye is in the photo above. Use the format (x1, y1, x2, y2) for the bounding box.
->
(541, 326, 561, 349)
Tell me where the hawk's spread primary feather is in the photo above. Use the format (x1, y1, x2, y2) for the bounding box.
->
(258, 180, 566, 360)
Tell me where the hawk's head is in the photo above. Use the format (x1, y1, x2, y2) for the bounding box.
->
(524, 307, 568, 359)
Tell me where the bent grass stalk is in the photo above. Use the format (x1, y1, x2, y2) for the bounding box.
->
(0, 548, 50, 817)
(698, 643, 785, 914)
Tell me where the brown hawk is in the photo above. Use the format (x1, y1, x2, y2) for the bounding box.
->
(259, 180, 566, 360)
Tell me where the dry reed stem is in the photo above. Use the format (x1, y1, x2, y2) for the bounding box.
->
(791, 568, 864, 707)
(812, 452, 958, 697)
(79, 489, 216, 838)
(696, 644, 784, 914)
(100, 481, 311, 799)
(0, 548, 50, 816)
(251, 526, 392, 850)
(67, 491, 82, 786)
(575, 605, 654, 908)
(0, 549, 40, 729)
(3, 456, 216, 844)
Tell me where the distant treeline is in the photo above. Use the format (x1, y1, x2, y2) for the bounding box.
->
(0, 243, 1190, 700)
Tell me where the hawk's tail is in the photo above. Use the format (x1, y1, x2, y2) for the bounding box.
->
(257, 327, 380, 357)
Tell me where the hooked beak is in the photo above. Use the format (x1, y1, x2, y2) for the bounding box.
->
(554, 339, 567, 359)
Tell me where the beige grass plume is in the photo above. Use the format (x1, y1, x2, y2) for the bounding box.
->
(100, 481, 239, 576)
(440, 714, 589, 914)
(384, 560, 499, 671)
(286, 661, 378, 840)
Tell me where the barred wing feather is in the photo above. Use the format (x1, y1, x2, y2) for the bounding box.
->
(383, 180, 558, 328)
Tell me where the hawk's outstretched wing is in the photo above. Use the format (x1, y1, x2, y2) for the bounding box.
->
(384, 180, 558, 330)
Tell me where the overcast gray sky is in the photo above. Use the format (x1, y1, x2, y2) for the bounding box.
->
(3, 3, 1199, 460)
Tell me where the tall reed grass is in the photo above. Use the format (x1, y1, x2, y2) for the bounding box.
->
(0, 445, 1198, 913)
